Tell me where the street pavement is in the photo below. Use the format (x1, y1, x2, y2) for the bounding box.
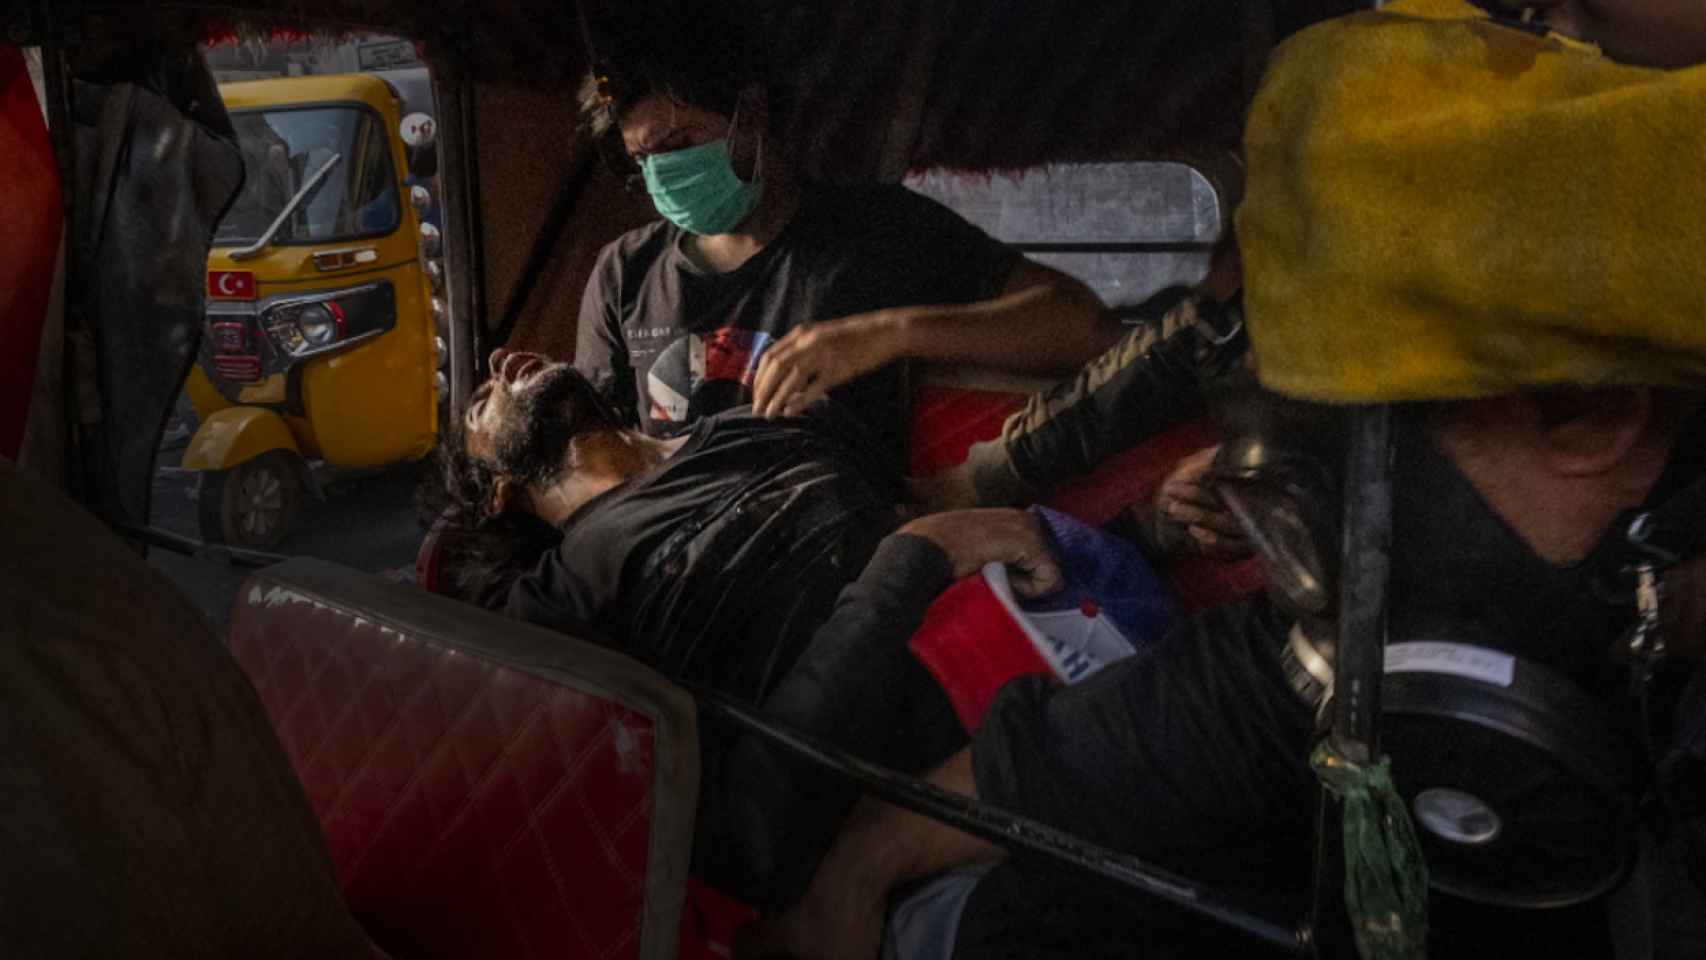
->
(147, 405, 428, 633)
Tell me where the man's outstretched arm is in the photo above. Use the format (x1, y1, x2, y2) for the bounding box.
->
(751, 259, 1119, 418)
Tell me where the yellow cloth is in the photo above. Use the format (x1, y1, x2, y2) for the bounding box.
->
(1238, 0, 1706, 403)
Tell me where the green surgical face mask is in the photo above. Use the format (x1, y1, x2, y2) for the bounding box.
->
(640, 138, 761, 236)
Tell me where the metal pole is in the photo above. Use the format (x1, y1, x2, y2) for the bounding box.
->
(433, 36, 480, 416)
(35, 0, 88, 503)
(697, 690, 1312, 955)
(1331, 404, 1394, 763)
(1309, 403, 1396, 957)
(457, 26, 488, 376)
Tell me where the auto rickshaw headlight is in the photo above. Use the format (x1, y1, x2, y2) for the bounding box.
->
(258, 281, 395, 362)
(297, 302, 342, 346)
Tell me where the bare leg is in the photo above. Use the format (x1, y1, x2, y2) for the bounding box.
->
(736, 751, 1004, 960)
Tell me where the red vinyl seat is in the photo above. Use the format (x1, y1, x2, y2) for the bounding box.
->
(229, 558, 701, 960)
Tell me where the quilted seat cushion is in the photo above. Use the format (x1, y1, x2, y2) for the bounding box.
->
(229, 559, 699, 960)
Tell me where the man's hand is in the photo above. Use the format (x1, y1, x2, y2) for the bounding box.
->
(898, 508, 1062, 597)
(1147, 445, 1251, 559)
(751, 310, 906, 418)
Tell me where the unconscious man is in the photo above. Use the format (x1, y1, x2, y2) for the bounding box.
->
(424, 346, 1227, 909)
(427, 347, 918, 705)
(429, 347, 1040, 896)
(740, 3, 1706, 957)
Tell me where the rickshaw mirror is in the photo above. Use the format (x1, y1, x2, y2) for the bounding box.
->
(400, 112, 439, 178)
(399, 112, 437, 148)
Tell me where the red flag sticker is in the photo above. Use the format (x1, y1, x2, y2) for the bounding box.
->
(207, 270, 256, 300)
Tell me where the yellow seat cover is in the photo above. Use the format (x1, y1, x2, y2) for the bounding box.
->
(1239, 0, 1706, 402)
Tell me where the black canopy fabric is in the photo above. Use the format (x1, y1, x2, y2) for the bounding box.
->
(48, 0, 1356, 177)
(67, 46, 243, 527)
(9, 0, 1355, 519)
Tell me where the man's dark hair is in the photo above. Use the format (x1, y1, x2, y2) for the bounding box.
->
(419, 418, 565, 608)
(577, 9, 769, 144)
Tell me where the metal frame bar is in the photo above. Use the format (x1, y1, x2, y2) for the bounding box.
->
(1310, 403, 1397, 956)
(114, 521, 288, 568)
(1332, 404, 1394, 763)
(33, 0, 88, 504)
(431, 38, 482, 416)
(455, 31, 488, 376)
(696, 689, 1311, 955)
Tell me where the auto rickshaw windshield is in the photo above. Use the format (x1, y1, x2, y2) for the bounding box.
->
(217, 106, 399, 246)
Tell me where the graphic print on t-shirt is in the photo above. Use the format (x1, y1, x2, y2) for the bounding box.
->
(646, 326, 775, 425)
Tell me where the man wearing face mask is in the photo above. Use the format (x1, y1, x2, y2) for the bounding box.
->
(572, 27, 1116, 474)
(739, 3, 1706, 957)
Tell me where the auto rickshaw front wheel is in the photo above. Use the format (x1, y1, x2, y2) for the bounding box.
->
(198, 451, 303, 548)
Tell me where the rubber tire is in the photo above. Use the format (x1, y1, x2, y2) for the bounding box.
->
(198, 451, 302, 548)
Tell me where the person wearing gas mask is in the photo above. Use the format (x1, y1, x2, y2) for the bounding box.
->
(572, 21, 1116, 475)
(737, 3, 1706, 958)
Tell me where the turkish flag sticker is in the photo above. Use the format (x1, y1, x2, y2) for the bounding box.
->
(207, 270, 257, 301)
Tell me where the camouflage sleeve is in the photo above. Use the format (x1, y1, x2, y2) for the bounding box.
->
(964, 291, 1247, 505)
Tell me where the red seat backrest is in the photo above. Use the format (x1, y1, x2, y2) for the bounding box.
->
(229, 559, 699, 960)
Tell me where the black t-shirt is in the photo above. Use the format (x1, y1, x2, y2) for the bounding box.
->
(573, 182, 1018, 468)
(503, 409, 900, 704)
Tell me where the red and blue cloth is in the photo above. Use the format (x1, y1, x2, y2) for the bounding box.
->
(910, 506, 1178, 731)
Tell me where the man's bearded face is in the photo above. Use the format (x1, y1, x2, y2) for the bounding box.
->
(488, 364, 595, 486)
(465, 353, 617, 491)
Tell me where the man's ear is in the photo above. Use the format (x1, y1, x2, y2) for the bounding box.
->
(1533, 387, 1653, 477)
(730, 83, 769, 180)
(489, 476, 519, 517)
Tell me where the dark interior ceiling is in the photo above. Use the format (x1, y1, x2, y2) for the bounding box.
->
(26, 0, 1358, 361)
(51, 0, 1358, 177)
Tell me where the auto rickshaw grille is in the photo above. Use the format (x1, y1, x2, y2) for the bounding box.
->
(207, 313, 264, 384)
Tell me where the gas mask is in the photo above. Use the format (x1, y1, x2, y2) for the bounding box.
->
(1205, 388, 1706, 910)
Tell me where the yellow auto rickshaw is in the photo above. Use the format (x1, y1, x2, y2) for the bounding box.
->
(182, 69, 446, 546)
